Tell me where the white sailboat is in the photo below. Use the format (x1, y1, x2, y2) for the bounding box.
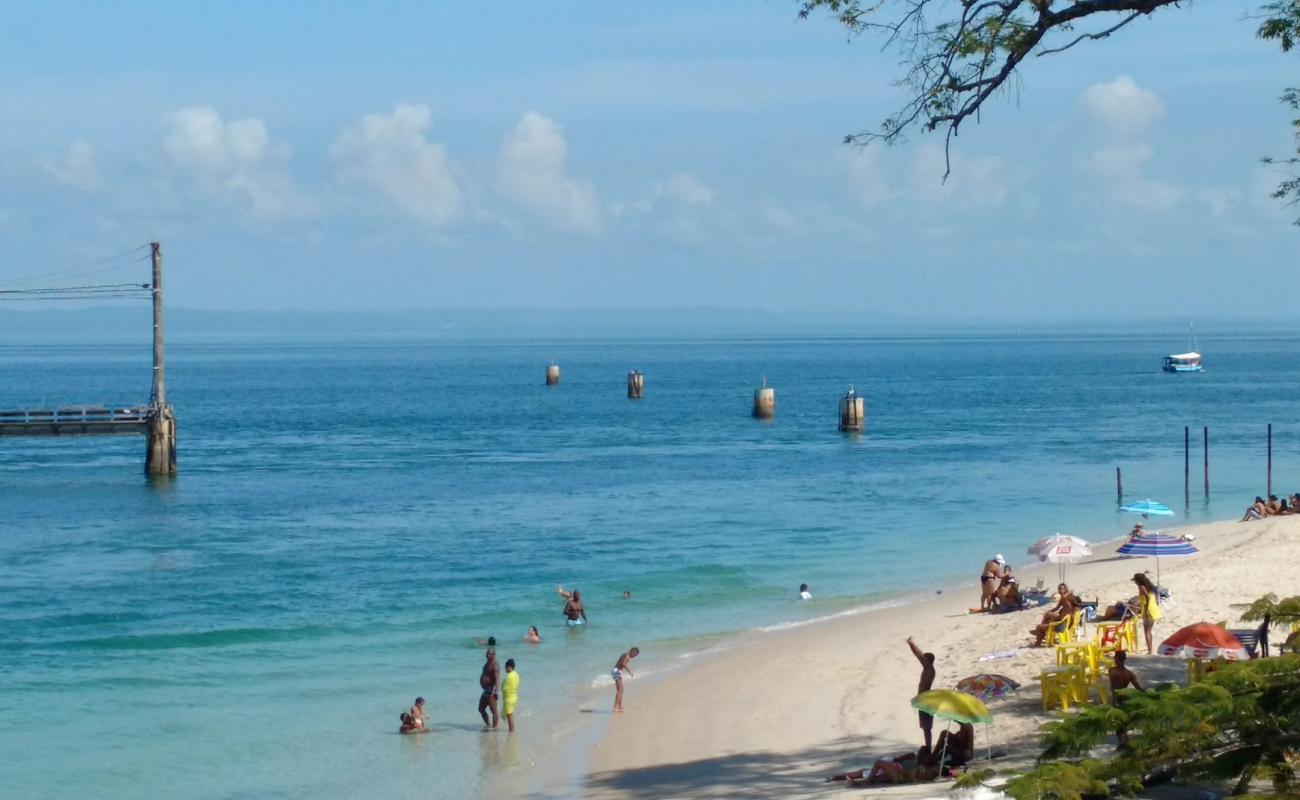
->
(1163, 323, 1202, 373)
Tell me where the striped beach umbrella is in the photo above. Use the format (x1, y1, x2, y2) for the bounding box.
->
(1116, 531, 1198, 587)
(1121, 499, 1176, 517)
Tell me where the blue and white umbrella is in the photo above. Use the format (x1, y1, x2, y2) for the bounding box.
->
(1115, 531, 1198, 587)
(1121, 499, 1176, 517)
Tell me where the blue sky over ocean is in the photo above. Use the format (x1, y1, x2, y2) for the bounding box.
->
(0, 1, 1294, 317)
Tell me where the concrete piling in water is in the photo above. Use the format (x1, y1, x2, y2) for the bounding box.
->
(145, 406, 177, 477)
(545, 363, 560, 386)
(627, 370, 644, 399)
(838, 386, 865, 432)
(752, 379, 775, 420)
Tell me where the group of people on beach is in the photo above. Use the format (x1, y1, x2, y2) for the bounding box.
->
(398, 586, 638, 735)
(1241, 493, 1300, 521)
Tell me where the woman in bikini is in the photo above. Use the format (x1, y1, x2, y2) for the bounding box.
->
(979, 555, 1004, 611)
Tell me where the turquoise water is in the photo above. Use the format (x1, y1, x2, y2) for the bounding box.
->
(2, 330, 1298, 798)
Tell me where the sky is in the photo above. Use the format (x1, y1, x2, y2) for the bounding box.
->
(0, 1, 1295, 320)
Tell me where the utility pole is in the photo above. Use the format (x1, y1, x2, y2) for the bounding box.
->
(151, 242, 165, 407)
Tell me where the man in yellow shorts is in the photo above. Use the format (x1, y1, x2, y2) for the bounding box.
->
(502, 659, 520, 732)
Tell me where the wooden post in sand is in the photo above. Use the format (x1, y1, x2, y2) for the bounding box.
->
(1267, 423, 1273, 497)
(838, 386, 865, 432)
(1116, 466, 1123, 505)
(627, 370, 644, 399)
(545, 363, 560, 386)
(752, 379, 775, 420)
(1203, 426, 1209, 498)
(1184, 425, 1190, 507)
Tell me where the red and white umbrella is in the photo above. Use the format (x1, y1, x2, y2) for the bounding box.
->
(1158, 622, 1247, 661)
(1027, 533, 1092, 582)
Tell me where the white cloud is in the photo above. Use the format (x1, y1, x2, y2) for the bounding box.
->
(498, 112, 600, 233)
(912, 145, 1006, 206)
(611, 172, 715, 217)
(1083, 76, 1164, 136)
(1088, 141, 1181, 210)
(161, 106, 313, 220)
(39, 140, 102, 191)
(330, 104, 461, 226)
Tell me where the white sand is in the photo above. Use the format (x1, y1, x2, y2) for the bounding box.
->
(577, 515, 1299, 799)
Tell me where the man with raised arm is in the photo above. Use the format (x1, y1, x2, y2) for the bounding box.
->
(907, 636, 937, 751)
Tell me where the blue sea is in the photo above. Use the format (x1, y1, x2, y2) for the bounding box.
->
(2, 328, 1297, 798)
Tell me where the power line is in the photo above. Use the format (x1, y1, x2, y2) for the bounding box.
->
(0, 282, 151, 295)
(0, 244, 151, 289)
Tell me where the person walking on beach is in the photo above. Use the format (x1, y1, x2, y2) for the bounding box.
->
(612, 646, 639, 712)
(979, 555, 1004, 611)
(478, 647, 500, 729)
(501, 659, 519, 732)
(1133, 573, 1161, 654)
(563, 590, 587, 626)
(907, 637, 936, 751)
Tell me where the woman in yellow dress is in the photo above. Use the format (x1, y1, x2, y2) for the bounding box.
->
(1133, 573, 1162, 654)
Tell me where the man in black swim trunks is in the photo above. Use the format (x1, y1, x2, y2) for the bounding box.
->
(907, 636, 937, 750)
(478, 647, 500, 729)
(1108, 650, 1143, 748)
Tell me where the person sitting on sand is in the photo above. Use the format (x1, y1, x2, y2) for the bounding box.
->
(1241, 496, 1268, 521)
(827, 747, 939, 785)
(1126, 521, 1145, 542)
(992, 577, 1021, 612)
(1267, 494, 1284, 515)
(524, 626, 541, 644)
(1030, 583, 1078, 646)
(979, 555, 1005, 611)
(934, 723, 975, 767)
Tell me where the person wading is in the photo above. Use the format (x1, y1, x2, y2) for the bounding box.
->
(478, 647, 500, 729)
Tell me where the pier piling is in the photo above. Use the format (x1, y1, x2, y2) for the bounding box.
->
(1184, 425, 1190, 507)
(1267, 423, 1273, 497)
(1203, 426, 1209, 498)
(752, 379, 775, 420)
(1116, 466, 1123, 505)
(838, 386, 865, 433)
(627, 370, 644, 400)
(146, 242, 177, 477)
(545, 363, 560, 386)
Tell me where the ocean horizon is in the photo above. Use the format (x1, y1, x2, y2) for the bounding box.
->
(2, 328, 1296, 798)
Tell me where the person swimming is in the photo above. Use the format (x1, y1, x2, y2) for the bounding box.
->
(799, 583, 812, 600)
(524, 626, 541, 644)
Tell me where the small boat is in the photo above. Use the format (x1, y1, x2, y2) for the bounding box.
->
(1163, 352, 1202, 373)
(1163, 324, 1203, 372)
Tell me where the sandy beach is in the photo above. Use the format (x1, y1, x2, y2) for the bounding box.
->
(569, 514, 1300, 799)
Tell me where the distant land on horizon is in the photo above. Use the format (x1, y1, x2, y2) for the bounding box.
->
(0, 306, 1294, 343)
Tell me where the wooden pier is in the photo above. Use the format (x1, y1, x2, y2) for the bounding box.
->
(0, 242, 177, 475)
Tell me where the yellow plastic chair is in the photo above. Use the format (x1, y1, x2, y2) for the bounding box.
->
(1122, 617, 1140, 651)
(1046, 609, 1082, 647)
(1086, 674, 1112, 705)
(1041, 665, 1085, 711)
(1056, 641, 1100, 678)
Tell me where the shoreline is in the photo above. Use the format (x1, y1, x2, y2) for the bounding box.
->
(546, 513, 1300, 799)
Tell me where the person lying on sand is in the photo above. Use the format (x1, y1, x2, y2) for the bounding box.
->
(1093, 598, 1136, 621)
(1030, 583, 1078, 646)
(826, 747, 939, 785)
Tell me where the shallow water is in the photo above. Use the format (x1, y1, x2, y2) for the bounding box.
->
(1, 330, 1297, 798)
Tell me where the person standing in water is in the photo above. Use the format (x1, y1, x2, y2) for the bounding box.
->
(907, 636, 937, 751)
(501, 659, 520, 732)
(409, 696, 429, 731)
(612, 647, 639, 712)
(478, 648, 500, 729)
(563, 590, 587, 626)
(799, 583, 812, 600)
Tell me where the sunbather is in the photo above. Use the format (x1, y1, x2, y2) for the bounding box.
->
(1030, 584, 1078, 646)
(1241, 496, 1268, 521)
(992, 577, 1021, 612)
(827, 747, 938, 785)
(935, 723, 975, 767)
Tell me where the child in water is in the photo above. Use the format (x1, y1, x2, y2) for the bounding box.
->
(502, 659, 520, 732)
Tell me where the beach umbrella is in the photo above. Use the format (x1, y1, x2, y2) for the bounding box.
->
(1027, 533, 1092, 582)
(912, 689, 993, 767)
(1115, 531, 1198, 588)
(910, 689, 993, 724)
(1121, 499, 1175, 517)
(955, 674, 1020, 702)
(1158, 622, 1247, 661)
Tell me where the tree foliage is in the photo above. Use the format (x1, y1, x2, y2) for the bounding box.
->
(1000, 655, 1300, 799)
(799, 0, 1300, 221)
